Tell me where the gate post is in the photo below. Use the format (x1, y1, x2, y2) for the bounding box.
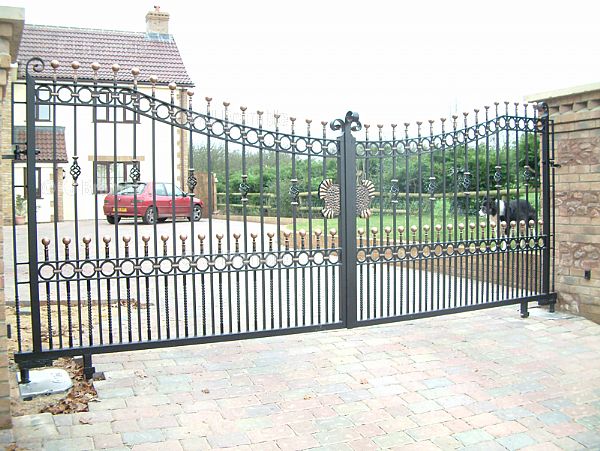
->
(25, 60, 42, 357)
(539, 102, 554, 311)
(332, 112, 360, 328)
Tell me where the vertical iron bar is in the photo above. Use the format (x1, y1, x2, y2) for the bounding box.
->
(514, 103, 521, 303)
(321, 122, 330, 323)
(25, 72, 42, 353)
(258, 112, 266, 329)
(72, 77, 83, 347)
(123, 237, 132, 341)
(169, 86, 179, 339)
(441, 118, 447, 310)
(132, 80, 142, 342)
(151, 89, 161, 340)
(378, 127, 384, 318)
(540, 103, 551, 300)
(161, 236, 170, 338)
(306, 120, 314, 325)
(92, 76, 103, 345)
(224, 103, 233, 333)
(391, 124, 398, 317)
(112, 72, 122, 344)
(452, 116, 458, 309)
(417, 123, 423, 313)
(50, 73, 62, 348)
(206, 99, 215, 335)
(186, 92, 198, 337)
(275, 116, 283, 328)
(10, 160, 23, 352)
(241, 107, 249, 332)
(339, 116, 358, 327)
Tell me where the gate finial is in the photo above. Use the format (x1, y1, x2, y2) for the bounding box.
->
(330, 111, 361, 132)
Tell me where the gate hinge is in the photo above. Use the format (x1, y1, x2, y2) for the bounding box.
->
(9, 144, 39, 161)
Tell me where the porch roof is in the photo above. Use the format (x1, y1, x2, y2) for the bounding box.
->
(13, 126, 68, 163)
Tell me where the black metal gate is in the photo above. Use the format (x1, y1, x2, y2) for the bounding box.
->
(9, 59, 555, 377)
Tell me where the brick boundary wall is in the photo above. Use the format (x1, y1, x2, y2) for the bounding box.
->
(0, 6, 24, 429)
(527, 83, 600, 323)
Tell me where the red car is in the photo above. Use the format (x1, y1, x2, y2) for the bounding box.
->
(103, 182, 204, 224)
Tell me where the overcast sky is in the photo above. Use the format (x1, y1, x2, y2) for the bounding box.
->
(4, 0, 598, 131)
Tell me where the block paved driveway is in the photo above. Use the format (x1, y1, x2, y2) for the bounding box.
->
(3, 305, 600, 450)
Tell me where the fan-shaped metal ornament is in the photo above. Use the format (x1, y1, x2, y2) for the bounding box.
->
(357, 179, 375, 218)
(318, 178, 376, 219)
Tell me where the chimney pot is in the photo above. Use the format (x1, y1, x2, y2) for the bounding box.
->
(146, 5, 170, 35)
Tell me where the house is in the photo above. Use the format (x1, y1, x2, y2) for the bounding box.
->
(13, 6, 194, 222)
(12, 126, 68, 222)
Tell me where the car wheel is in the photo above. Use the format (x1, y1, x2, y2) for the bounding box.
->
(190, 205, 202, 222)
(143, 207, 157, 225)
(106, 215, 121, 224)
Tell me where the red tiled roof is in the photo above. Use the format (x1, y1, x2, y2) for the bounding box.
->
(14, 126, 68, 163)
(17, 24, 193, 86)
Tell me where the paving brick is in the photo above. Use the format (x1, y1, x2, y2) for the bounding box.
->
(179, 437, 211, 450)
(465, 412, 502, 428)
(276, 434, 320, 450)
(497, 432, 537, 450)
(93, 433, 124, 449)
(537, 411, 572, 425)
(247, 425, 295, 443)
(71, 422, 112, 437)
(122, 430, 165, 446)
(348, 438, 379, 450)
(453, 428, 495, 446)
(354, 422, 385, 438)
(407, 399, 443, 414)
(484, 420, 528, 437)
(206, 431, 251, 448)
(443, 418, 471, 433)
(571, 430, 600, 448)
(406, 423, 453, 441)
(138, 416, 179, 429)
(552, 436, 587, 450)
(44, 437, 94, 451)
(313, 427, 362, 445)
(410, 409, 454, 426)
(111, 419, 140, 433)
(315, 415, 354, 431)
(372, 431, 414, 448)
(132, 440, 183, 451)
(520, 443, 563, 451)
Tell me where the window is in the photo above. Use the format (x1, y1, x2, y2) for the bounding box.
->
(22, 167, 43, 199)
(95, 92, 140, 123)
(155, 183, 167, 196)
(36, 104, 51, 122)
(116, 182, 146, 195)
(36, 168, 42, 199)
(95, 161, 140, 194)
(165, 184, 185, 197)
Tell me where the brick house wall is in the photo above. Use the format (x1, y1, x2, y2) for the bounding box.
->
(0, 6, 24, 429)
(527, 83, 600, 323)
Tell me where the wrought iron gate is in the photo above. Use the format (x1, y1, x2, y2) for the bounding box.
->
(9, 59, 555, 377)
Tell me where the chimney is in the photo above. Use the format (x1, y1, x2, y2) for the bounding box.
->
(146, 5, 169, 35)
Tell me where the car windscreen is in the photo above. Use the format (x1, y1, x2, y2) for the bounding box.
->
(116, 183, 146, 195)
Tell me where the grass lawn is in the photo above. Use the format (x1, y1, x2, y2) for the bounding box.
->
(292, 210, 491, 240)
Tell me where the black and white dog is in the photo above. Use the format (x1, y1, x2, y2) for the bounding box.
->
(479, 197, 537, 232)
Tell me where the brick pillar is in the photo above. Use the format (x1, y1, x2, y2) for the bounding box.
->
(0, 6, 24, 429)
(527, 83, 600, 323)
(176, 89, 190, 191)
(193, 172, 217, 216)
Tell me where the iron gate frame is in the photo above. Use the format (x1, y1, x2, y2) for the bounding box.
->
(10, 58, 556, 378)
